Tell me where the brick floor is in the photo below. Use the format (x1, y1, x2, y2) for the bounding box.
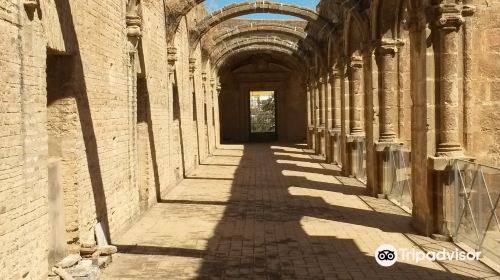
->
(101, 144, 500, 280)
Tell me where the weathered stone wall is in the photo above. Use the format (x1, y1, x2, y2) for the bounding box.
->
(0, 1, 216, 278)
(0, 2, 48, 278)
(466, 1, 500, 166)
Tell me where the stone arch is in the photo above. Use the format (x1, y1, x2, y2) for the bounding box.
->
(209, 22, 324, 43)
(211, 23, 306, 45)
(212, 28, 321, 57)
(214, 45, 308, 71)
(212, 36, 308, 60)
(371, 0, 408, 40)
(344, 10, 368, 58)
(190, 1, 337, 53)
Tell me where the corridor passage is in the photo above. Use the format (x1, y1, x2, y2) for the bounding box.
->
(102, 144, 497, 280)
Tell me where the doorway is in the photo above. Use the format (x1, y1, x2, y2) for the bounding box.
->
(249, 91, 277, 142)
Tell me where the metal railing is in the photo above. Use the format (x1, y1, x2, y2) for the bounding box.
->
(452, 159, 500, 264)
(387, 145, 412, 211)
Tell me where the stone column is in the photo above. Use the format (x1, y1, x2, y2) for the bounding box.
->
(167, 46, 178, 178)
(201, 72, 210, 156)
(376, 40, 401, 142)
(374, 40, 402, 196)
(435, 4, 469, 156)
(325, 73, 333, 162)
(319, 77, 325, 126)
(189, 58, 201, 165)
(317, 77, 326, 155)
(430, 4, 475, 237)
(347, 56, 365, 178)
(314, 81, 320, 127)
(348, 56, 364, 135)
(330, 68, 341, 164)
(306, 83, 314, 149)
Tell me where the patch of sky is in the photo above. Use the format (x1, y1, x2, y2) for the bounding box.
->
(204, 0, 319, 20)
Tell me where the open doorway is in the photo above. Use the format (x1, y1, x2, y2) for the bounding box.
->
(249, 91, 277, 142)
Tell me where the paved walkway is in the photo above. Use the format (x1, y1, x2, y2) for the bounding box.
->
(101, 144, 499, 280)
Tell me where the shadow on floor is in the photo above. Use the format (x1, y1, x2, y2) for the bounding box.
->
(110, 143, 493, 279)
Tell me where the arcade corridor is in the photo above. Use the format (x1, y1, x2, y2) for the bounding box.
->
(101, 144, 497, 279)
(2, 0, 500, 279)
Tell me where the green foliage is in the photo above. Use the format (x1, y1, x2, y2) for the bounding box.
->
(250, 96, 275, 133)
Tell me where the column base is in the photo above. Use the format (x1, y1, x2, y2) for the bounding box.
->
(436, 142, 463, 157)
(428, 155, 476, 237)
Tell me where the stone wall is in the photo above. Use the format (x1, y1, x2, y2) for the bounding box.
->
(0, 1, 217, 278)
(467, 1, 500, 166)
(0, 2, 48, 278)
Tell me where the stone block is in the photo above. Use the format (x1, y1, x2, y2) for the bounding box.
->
(56, 254, 82, 269)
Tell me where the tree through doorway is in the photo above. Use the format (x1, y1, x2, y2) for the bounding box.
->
(249, 91, 277, 142)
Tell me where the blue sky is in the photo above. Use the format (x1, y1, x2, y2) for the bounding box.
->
(204, 0, 318, 20)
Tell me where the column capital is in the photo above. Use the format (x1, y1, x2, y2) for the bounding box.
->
(374, 39, 404, 56)
(126, 0, 142, 39)
(201, 72, 207, 82)
(189, 57, 196, 77)
(434, 4, 475, 30)
(328, 67, 340, 81)
(167, 47, 178, 65)
(348, 56, 363, 68)
(318, 77, 325, 85)
(23, 0, 38, 9)
(210, 78, 216, 87)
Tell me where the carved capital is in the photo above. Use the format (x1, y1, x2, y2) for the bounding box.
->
(201, 72, 207, 82)
(374, 39, 404, 56)
(167, 47, 178, 64)
(210, 78, 215, 87)
(434, 4, 475, 30)
(126, 0, 142, 40)
(328, 67, 340, 81)
(126, 14, 142, 38)
(189, 58, 196, 77)
(318, 77, 325, 85)
(167, 47, 177, 73)
(348, 56, 363, 69)
(23, 0, 38, 9)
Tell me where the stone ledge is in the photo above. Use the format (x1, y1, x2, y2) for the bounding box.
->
(328, 128, 341, 134)
(346, 134, 365, 143)
(374, 141, 409, 152)
(427, 155, 476, 171)
(316, 126, 326, 133)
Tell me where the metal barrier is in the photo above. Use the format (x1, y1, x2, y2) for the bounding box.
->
(452, 159, 500, 264)
(332, 133, 341, 167)
(354, 139, 367, 183)
(387, 145, 412, 211)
